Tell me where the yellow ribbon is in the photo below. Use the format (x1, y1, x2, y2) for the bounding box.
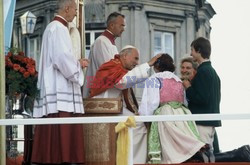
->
(115, 116, 136, 165)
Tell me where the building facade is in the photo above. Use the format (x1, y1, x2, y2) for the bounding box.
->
(13, 0, 58, 70)
(85, 0, 215, 71)
(4, 0, 216, 163)
(13, 0, 215, 97)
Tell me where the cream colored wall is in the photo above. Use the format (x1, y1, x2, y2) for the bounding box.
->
(0, 0, 6, 164)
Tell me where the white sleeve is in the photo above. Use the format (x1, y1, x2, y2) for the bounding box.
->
(114, 63, 150, 90)
(138, 77, 160, 115)
(50, 27, 84, 85)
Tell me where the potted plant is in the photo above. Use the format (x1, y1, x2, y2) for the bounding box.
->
(5, 47, 39, 116)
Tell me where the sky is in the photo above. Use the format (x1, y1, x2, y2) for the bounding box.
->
(207, 0, 250, 151)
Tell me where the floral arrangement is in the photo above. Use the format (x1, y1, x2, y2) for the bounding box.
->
(5, 47, 39, 110)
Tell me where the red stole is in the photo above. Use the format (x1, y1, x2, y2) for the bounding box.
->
(53, 16, 68, 27)
(102, 30, 116, 45)
(89, 55, 127, 97)
(89, 55, 139, 114)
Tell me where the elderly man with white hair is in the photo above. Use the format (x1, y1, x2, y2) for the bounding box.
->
(31, 0, 89, 164)
(88, 45, 161, 163)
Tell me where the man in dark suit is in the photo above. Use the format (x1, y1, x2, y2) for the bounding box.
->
(180, 56, 220, 154)
(183, 37, 221, 162)
(183, 37, 250, 162)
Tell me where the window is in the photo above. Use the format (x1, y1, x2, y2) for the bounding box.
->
(29, 37, 40, 70)
(85, 30, 103, 58)
(154, 31, 174, 59)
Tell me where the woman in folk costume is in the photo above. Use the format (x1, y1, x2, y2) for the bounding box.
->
(138, 53, 205, 164)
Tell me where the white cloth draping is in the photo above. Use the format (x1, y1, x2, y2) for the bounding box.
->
(33, 20, 84, 117)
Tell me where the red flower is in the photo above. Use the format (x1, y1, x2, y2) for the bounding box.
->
(5, 48, 38, 100)
(19, 67, 26, 74)
(30, 59, 35, 65)
(7, 52, 12, 57)
(23, 72, 30, 78)
(7, 61, 13, 67)
(28, 67, 36, 75)
(13, 64, 21, 71)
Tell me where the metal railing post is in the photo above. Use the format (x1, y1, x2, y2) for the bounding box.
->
(128, 127, 133, 165)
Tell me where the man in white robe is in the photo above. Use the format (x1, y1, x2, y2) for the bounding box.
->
(89, 45, 161, 164)
(82, 12, 125, 164)
(83, 12, 125, 98)
(31, 0, 88, 164)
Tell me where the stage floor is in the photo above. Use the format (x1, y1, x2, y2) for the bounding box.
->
(135, 163, 250, 165)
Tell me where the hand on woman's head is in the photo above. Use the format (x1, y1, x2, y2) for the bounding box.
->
(148, 53, 162, 66)
(153, 53, 175, 72)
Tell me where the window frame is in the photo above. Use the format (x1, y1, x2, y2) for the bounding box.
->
(85, 30, 104, 58)
(153, 31, 175, 59)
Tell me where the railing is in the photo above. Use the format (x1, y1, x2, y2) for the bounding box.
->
(1, 113, 250, 165)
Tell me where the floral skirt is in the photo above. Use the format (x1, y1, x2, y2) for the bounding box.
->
(31, 111, 85, 164)
(148, 102, 205, 164)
